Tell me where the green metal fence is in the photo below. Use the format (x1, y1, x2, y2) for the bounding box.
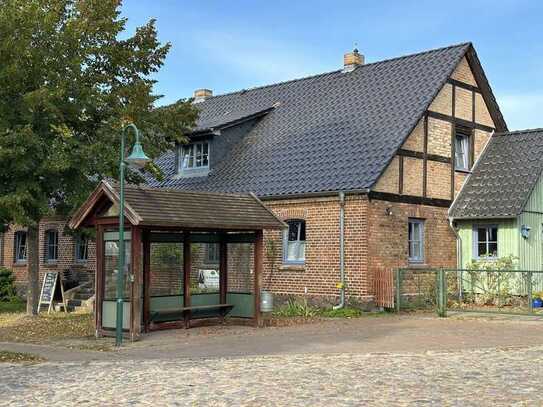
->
(395, 268, 543, 317)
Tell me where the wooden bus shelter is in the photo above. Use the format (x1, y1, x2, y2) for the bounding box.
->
(69, 181, 285, 340)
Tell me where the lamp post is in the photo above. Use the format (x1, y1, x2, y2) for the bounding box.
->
(116, 123, 151, 346)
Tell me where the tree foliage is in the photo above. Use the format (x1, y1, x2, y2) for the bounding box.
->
(0, 0, 198, 313)
(0, 0, 197, 225)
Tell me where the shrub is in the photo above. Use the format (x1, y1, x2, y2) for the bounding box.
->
(273, 298, 318, 318)
(0, 268, 18, 302)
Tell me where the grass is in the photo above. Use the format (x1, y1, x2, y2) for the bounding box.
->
(272, 299, 389, 319)
(0, 300, 26, 314)
(0, 311, 95, 344)
(0, 350, 45, 364)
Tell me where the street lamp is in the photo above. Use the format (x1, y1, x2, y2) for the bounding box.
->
(116, 123, 151, 346)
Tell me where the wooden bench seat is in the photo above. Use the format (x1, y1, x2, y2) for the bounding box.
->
(150, 303, 234, 327)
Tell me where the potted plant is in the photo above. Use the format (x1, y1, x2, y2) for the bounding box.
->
(532, 292, 543, 308)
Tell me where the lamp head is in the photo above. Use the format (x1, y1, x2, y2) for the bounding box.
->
(126, 142, 151, 168)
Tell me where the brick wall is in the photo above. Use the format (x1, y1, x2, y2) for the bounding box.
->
(0, 218, 96, 291)
(367, 200, 457, 274)
(261, 195, 370, 304)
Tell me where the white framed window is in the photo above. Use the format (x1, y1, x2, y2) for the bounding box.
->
(408, 219, 424, 263)
(14, 231, 27, 263)
(75, 235, 88, 262)
(45, 229, 58, 263)
(283, 220, 306, 264)
(180, 141, 209, 171)
(473, 225, 498, 259)
(455, 130, 471, 171)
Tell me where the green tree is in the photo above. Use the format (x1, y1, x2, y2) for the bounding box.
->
(0, 0, 198, 314)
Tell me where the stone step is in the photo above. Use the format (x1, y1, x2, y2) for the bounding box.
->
(68, 299, 82, 307)
(54, 304, 75, 312)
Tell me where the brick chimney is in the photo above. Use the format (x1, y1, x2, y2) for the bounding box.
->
(343, 48, 364, 73)
(193, 88, 213, 103)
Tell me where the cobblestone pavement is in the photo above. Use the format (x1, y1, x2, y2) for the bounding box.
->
(2, 346, 543, 406)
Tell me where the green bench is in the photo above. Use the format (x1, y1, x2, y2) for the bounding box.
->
(150, 303, 234, 328)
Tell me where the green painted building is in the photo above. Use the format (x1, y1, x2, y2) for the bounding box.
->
(450, 129, 543, 271)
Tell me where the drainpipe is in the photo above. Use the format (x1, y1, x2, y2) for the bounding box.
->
(334, 191, 346, 310)
(449, 217, 463, 300)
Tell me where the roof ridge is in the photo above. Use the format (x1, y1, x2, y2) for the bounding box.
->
(200, 42, 472, 101)
(494, 128, 543, 137)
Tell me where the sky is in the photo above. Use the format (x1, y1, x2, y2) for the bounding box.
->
(121, 0, 543, 131)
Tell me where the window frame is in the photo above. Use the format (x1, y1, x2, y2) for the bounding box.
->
(205, 243, 220, 264)
(45, 229, 59, 263)
(472, 224, 498, 260)
(179, 140, 210, 172)
(75, 235, 89, 263)
(454, 128, 471, 171)
(14, 231, 27, 264)
(283, 219, 306, 265)
(408, 218, 425, 263)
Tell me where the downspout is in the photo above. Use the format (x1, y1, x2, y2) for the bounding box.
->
(448, 218, 462, 269)
(334, 191, 346, 310)
(449, 218, 463, 301)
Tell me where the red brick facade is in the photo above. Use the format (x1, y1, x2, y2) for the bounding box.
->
(0, 217, 96, 291)
(261, 195, 371, 304)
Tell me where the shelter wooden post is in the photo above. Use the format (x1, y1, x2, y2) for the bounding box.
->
(142, 229, 151, 333)
(95, 225, 104, 337)
(254, 230, 263, 327)
(183, 232, 191, 328)
(130, 226, 143, 340)
(219, 234, 228, 322)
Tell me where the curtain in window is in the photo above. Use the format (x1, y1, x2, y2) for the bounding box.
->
(181, 142, 209, 170)
(455, 134, 469, 170)
(75, 236, 88, 261)
(408, 220, 424, 262)
(14, 231, 27, 262)
(285, 220, 306, 263)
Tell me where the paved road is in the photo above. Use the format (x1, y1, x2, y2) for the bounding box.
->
(2, 346, 543, 406)
(3, 315, 543, 405)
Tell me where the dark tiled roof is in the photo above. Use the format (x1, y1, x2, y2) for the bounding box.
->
(192, 105, 275, 133)
(151, 43, 480, 197)
(70, 181, 286, 230)
(450, 129, 543, 219)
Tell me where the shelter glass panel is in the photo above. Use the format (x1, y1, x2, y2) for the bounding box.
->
(191, 243, 220, 295)
(227, 243, 255, 318)
(103, 235, 131, 300)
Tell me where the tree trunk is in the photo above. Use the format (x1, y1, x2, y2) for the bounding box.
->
(26, 224, 40, 315)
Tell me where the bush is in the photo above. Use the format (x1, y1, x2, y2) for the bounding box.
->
(0, 268, 18, 302)
(273, 298, 318, 318)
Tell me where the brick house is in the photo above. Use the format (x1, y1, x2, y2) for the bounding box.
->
(2, 42, 507, 307)
(0, 218, 96, 293)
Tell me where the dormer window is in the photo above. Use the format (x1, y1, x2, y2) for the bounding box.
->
(181, 141, 209, 171)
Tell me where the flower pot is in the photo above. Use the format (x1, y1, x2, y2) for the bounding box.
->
(532, 298, 543, 308)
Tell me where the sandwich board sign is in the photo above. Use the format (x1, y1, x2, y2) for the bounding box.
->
(38, 271, 67, 313)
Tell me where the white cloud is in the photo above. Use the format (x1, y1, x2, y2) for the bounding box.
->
(496, 92, 543, 131)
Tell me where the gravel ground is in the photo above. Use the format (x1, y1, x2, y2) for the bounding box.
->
(2, 345, 543, 406)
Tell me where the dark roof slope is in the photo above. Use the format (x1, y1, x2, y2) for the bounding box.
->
(150, 43, 503, 197)
(70, 181, 286, 230)
(450, 129, 543, 219)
